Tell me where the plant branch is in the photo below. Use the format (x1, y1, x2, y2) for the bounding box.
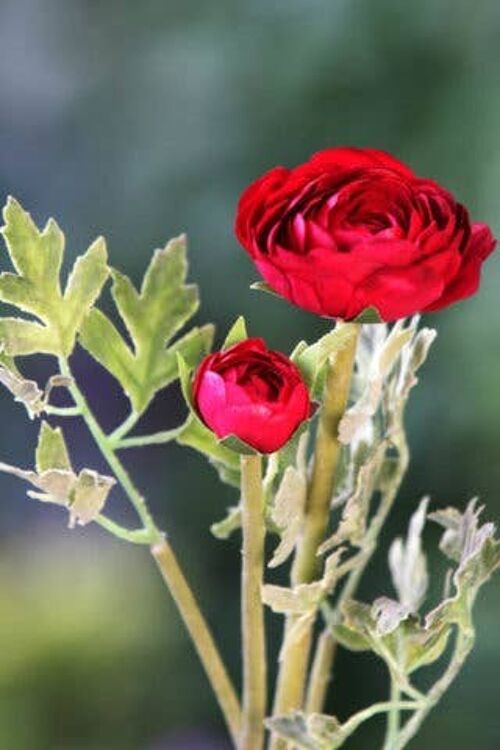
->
(306, 431, 409, 714)
(395, 630, 474, 749)
(113, 426, 184, 450)
(270, 322, 360, 749)
(240, 454, 267, 750)
(58, 355, 242, 745)
(153, 537, 243, 747)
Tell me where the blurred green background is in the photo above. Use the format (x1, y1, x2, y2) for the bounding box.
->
(0, 0, 498, 748)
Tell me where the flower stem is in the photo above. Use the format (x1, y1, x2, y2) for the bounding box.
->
(152, 537, 243, 746)
(113, 426, 184, 450)
(240, 454, 267, 750)
(383, 674, 401, 750)
(57, 356, 242, 746)
(270, 323, 360, 749)
(306, 433, 408, 714)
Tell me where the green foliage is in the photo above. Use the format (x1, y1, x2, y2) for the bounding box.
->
(222, 315, 248, 349)
(36, 422, 71, 472)
(0, 198, 109, 357)
(80, 235, 213, 413)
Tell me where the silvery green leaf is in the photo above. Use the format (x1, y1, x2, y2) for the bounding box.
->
(250, 280, 280, 297)
(268, 432, 309, 568)
(389, 496, 429, 612)
(222, 316, 248, 349)
(0, 198, 109, 356)
(339, 321, 413, 445)
(426, 501, 500, 635)
(80, 235, 214, 413)
(176, 414, 241, 483)
(319, 444, 384, 553)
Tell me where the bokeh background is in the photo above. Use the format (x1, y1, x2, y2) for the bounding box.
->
(0, 0, 498, 748)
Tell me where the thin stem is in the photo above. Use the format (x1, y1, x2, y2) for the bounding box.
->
(45, 404, 81, 417)
(108, 409, 142, 444)
(240, 454, 267, 750)
(305, 630, 336, 713)
(306, 433, 409, 714)
(114, 426, 183, 450)
(93, 514, 153, 544)
(383, 674, 401, 750)
(270, 323, 360, 750)
(58, 356, 242, 745)
(58, 357, 158, 537)
(152, 537, 242, 747)
(395, 630, 474, 749)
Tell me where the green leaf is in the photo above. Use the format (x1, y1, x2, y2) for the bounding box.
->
(219, 434, 257, 455)
(353, 306, 383, 324)
(176, 414, 241, 486)
(292, 323, 358, 393)
(222, 316, 248, 349)
(79, 235, 213, 413)
(36, 422, 71, 472)
(0, 198, 109, 356)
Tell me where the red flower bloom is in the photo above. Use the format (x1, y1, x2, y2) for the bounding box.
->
(192, 338, 311, 454)
(235, 147, 496, 322)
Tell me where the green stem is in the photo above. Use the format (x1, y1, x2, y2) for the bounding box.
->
(341, 700, 423, 743)
(395, 631, 474, 749)
(58, 356, 242, 745)
(93, 514, 153, 544)
(114, 426, 183, 450)
(240, 454, 267, 750)
(108, 409, 142, 444)
(383, 674, 401, 750)
(306, 431, 409, 715)
(58, 357, 158, 538)
(45, 404, 81, 417)
(270, 323, 360, 750)
(153, 537, 242, 746)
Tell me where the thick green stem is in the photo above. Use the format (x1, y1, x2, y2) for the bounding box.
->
(153, 537, 242, 747)
(240, 454, 267, 750)
(270, 323, 360, 750)
(306, 432, 409, 715)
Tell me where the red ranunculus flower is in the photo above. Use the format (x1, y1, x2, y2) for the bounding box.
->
(235, 147, 496, 322)
(192, 338, 311, 454)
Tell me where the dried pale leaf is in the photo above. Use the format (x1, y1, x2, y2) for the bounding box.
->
(372, 596, 411, 636)
(0, 355, 45, 417)
(262, 582, 323, 615)
(69, 469, 116, 527)
(266, 711, 344, 750)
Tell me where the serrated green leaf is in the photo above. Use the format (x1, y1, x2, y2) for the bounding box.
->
(79, 236, 213, 413)
(0, 199, 109, 356)
(222, 316, 248, 349)
(36, 422, 71, 472)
